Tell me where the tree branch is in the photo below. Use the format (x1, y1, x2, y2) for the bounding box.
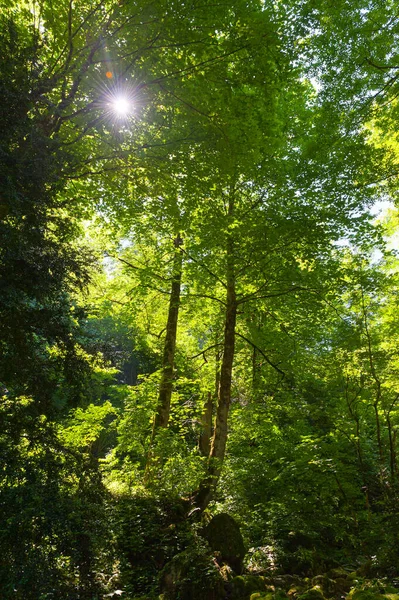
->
(236, 332, 286, 377)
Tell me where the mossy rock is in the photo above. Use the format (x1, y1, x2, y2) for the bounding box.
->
(347, 588, 385, 600)
(327, 568, 349, 580)
(287, 582, 307, 598)
(287, 586, 304, 598)
(202, 513, 246, 573)
(250, 592, 288, 600)
(274, 576, 304, 592)
(231, 574, 268, 598)
(311, 575, 336, 595)
(297, 585, 326, 600)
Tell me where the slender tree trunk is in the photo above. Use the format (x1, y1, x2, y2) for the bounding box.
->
(194, 195, 236, 511)
(198, 335, 221, 456)
(362, 291, 385, 476)
(199, 391, 213, 456)
(209, 251, 236, 469)
(386, 412, 397, 482)
(145, 234, 183, 476)
(344, 378, 364, 471)
(374, 400, 384, 465)
(199, 342, 221, 456)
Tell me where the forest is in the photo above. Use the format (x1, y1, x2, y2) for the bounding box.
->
(2, 0, 399, 598)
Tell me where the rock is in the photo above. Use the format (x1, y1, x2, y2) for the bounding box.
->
(286, 580, 307, 599)
(273, 576, 304, 591)
(348, 587, 385, 600)
(297, 585, 325, 600)
(202, 513, 246, 573)
(327, 568, 349, 579)
(311, 575, 337, 596)
(230, 575, 265, 599)
(249, 591, 288, 600)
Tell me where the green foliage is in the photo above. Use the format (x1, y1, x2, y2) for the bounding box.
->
(111, 493, 194, 597)
(60, 401, 118, 454)
(159, 539, 225, 600)
(0, 396, 111, 599)
(0, 10, 98, 411)
(3, 0, 399, 598)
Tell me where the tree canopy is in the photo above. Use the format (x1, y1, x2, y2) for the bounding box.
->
(2, 1, 399, 599)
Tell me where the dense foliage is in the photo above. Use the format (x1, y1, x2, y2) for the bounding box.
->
(2, 0, 399, 599)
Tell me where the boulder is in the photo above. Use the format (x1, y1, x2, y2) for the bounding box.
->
(202, 513, 246, 573)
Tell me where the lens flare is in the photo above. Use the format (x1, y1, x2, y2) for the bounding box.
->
(112, 96, 130, 117)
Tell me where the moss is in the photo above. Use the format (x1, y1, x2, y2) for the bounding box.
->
(297, 585, 326, 600)
(288, 587, 302, 598)
(327, 568, 350, 580)
(202, 514, 246, 573)
(249, 593, 288, 600)
(311, 573, 350, 596)
(231, 575, 247, 598)
(231, 574, 269, 598)
(348, 588, 385, 600)
(287, 582, 307, 599)
(231, 575, 274, 600)
(244, 575, 268, 593)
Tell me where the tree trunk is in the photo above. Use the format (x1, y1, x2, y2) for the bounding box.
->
(198, 344, 221, 456)
(374, 400, 384, 466)
(145, 234, 183, 475)
(209, 258, 236, 470)
(194, 196, 236, 511)
(386, 411, 397, 483)
(199, 391, 213, 456)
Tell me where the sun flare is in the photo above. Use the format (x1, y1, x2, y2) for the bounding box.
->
(112, 96, 131, 117)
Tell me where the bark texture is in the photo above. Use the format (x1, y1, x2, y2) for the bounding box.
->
(194, 195, 236, 511)
(199, 391, 213, 456)
(146, 234, 183, 476)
